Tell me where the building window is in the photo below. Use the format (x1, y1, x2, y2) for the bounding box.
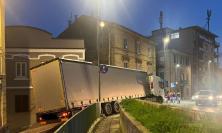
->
(171, 32, 179, 39)
(135, 40, 141, 55)
(174, 54, 176, 63)
(15, 62, 27, 79)
(15, 95, 29, 112)
(159, 72, 164, 80)
(124, 62, 128, 68)
(160, 56, 164, 62)
(180, 56, 183, 64)
(186, 57, 189, 66)
(123, 39, 128, 49)
(148, 48, 152, 57)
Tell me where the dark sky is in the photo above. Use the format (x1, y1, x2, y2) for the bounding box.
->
(5, 0, 222, 61)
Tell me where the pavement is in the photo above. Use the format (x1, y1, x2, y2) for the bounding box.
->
(20, 122, 62, 133)
(92, 114, 121, 133)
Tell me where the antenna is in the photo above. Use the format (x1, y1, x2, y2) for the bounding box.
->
(207, 9, 212, 31)
(159, 11, 163, 29)
(68, 12, 73, 27)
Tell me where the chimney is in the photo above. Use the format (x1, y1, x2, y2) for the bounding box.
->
(75, 15, 78, 21)
(68, 13, 73, 27)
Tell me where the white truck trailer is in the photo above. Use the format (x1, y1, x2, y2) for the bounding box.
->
(30, 58, 148, 122)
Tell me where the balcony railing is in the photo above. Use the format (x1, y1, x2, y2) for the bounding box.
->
(214, 41, 220, 48)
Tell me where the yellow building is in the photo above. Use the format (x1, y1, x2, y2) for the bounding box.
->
(59, 15, 156, 75)
(0, 0, 7, 129)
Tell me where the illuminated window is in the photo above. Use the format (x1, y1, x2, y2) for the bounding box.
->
(171, 32, 179, 39)
(123, 39, 128, 49)
(15, 62, 27, 78)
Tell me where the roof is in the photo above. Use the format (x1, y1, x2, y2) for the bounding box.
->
(59, 15, 154, 43)
(176, 26, 218, 37)
(6, 26, 84, 49)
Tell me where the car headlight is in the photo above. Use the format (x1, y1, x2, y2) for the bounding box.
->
(208, 96, 214, 100)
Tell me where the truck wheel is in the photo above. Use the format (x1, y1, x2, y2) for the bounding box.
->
(111, 101, 120, 114)
(102, 102, 113, 116)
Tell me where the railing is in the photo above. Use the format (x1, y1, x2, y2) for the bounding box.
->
(54, 103, 100, 133)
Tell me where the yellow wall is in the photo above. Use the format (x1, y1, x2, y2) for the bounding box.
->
(0, 0, 6, 127)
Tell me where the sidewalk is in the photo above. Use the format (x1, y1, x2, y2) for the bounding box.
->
(92, 114, 121, 133)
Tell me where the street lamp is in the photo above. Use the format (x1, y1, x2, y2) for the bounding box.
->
(163, 36, 170, 46)
(208, 60, 212, 90)
(97, 20, 105, 104)
(163, 35, 170, 89)
(175, 64, 180, 96)
(100, 21, 105, 28)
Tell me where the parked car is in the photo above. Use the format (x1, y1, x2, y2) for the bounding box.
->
(195, 90, 217, 106)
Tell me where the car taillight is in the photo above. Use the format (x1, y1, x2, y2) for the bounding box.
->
(59, 111, 70, 118)
(62, 112, 68, 117)
(39, 117, 43, 121)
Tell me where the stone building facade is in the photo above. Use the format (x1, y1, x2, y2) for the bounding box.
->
(58, 15, 156, 74)
(0, 0, 6, 129)
(151, 26, 220, 97)
(5, 26, 85, 132)
(157, 49, 192, 98)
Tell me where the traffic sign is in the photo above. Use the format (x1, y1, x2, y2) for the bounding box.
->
(100, 65, 108, 73)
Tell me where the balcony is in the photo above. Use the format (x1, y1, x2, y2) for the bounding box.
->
(214, 52, 219, 58)
(214, 41, 220, 48)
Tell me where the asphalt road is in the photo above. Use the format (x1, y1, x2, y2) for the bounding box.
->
(164, 100, 222, 113)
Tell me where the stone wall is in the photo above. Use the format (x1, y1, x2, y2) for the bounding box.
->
(120, 107, 149, 133)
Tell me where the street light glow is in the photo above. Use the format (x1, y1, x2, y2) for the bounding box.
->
(163, 36, 170, 45)
(176, 64, 180, 68)
(100, 21, 105, 28)
(208, 60, 212, 63)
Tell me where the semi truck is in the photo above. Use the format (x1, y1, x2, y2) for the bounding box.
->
(30, 58, 149, 122)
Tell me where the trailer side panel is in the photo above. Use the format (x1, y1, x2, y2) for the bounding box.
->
(31, 60, 66, 112)
(61, 61, 99, 107)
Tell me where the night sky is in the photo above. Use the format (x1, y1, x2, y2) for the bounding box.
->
(5, 0, 222, 62)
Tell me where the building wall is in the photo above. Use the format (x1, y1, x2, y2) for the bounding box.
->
(0, 0, 7, 128)
(151, 26, 219, 97)
(6, 50, 85, 132)
(59, 15, 156, 74)
(158, 49, 192, 98)
(5, 26, 85, 132)
(110, 25, 155, 73)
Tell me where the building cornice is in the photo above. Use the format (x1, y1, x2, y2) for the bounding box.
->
(6, 48, 85, 53)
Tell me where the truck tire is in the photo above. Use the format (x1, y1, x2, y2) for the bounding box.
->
(111, 101, 120, 114)
(102, 102, 113, 116)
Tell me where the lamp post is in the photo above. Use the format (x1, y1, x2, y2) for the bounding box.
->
(208, 60, 212, 90)
(175, 64, 180, 95)
(97, 21, 105, 103)
(163, 35, 170, 88)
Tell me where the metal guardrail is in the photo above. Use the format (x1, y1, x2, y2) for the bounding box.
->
(54, 103, 100, 133)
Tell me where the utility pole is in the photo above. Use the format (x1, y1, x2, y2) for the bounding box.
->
(206, 9, 212, 31)
(159, 11, 163, 29)
(0, 0, 7, 128)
